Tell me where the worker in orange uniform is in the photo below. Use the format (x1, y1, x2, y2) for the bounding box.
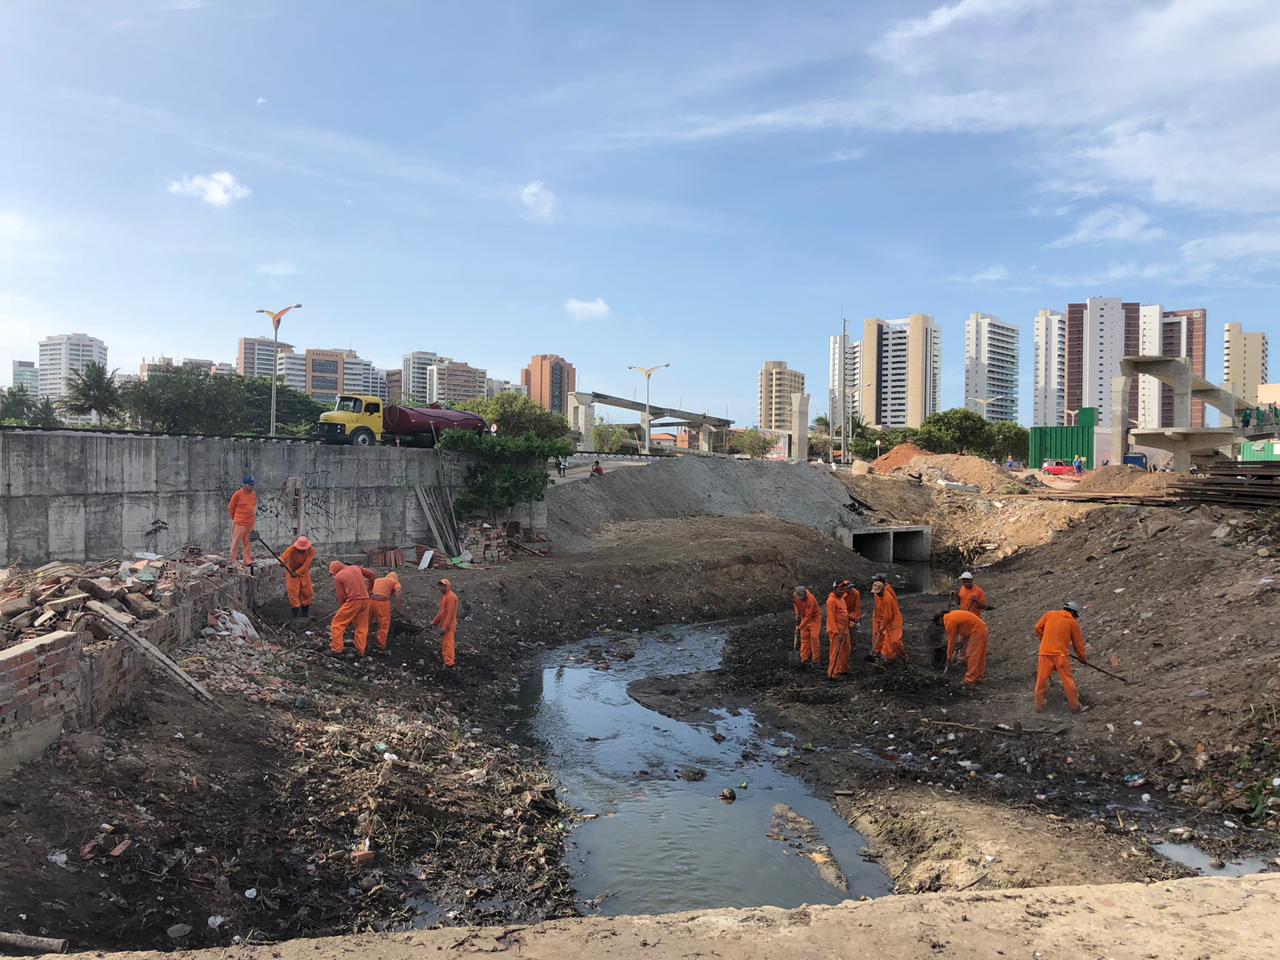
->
(369, 571, 404, 654)
(825, 581, 852, 680)
(954, 572, 992, 617)
(792, 585, 822, 667)
(432, 578, 459, 668)
(1035, 601, 1087, 711)
(937, 609, 989, 685)
(329, 560, 376, 657)
(842, 579, 863, 631)
(279, 535, 316, 617)
(227, 475, 257, 568)
(871, 580, 906, 661)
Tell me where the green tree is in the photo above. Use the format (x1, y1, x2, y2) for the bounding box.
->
(28, 397, 63, 428)
(456, 392, 569, 440)
(732, 428, 776, 459)
(987, 421, 1029, 463)
(437, 430, 572, 518)
(811, 414, 830, 435)
(121, 367, 240, 433)
(912, 408, 994, 456)
(240, 377, 329, 435)
(0, 385, 33, 421)
(62, 361, 123, 423)
(592, 419, 630, 453)
(809, 433, 833, 459)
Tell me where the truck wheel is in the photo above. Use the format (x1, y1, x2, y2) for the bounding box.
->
(350, 427, 375, 447)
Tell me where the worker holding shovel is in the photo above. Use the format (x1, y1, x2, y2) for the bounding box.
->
(825, 581, 852, 680)
(1034, 601, 1088, 711)
(792, 586, 822, 667)
(279, 536, 316, 618)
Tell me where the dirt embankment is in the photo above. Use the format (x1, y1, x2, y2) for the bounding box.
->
(0, 516, 883, 951)
(44, 875, 1280, 960)
(1071, 464, 1184, 496)
(546, 457, 857, 554)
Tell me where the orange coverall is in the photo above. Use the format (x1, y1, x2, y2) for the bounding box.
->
(826, 591, 851, 679)
(432, 579, 459, 668)
(792, 590, 822, 664)
(1035, 609, 1087, 711)
(873, 589, 906, 661)
(943, 609, 989, 685)
(279, 543, 316, 610)
(956, 583, 989, 618)
(369, 574, 403, 651)
(331, 565, 376, 655)
(227, 489, 257, 565)
(845, 587, 862, 625)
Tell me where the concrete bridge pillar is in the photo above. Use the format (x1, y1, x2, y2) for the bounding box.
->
(568, 393, 596, 452)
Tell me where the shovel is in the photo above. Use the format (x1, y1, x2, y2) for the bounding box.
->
(250, 531, 285, 567)
(788, 627, 802, 668)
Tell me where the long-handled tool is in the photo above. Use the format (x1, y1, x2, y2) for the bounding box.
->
(788, 626, 801, 668)
(1072, 655, 1130, 684)
(250, 531, 285, 566)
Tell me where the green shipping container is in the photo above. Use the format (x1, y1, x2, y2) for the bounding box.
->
(1029, 407, 1097, 470)
(1239, 440, 1280, 462)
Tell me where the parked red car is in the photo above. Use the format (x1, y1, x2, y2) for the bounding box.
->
(1042, 459, 1076, 476)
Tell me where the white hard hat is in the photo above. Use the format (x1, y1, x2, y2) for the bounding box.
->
(1063, 601, 1081, 615)
(960, 571, 974, 580)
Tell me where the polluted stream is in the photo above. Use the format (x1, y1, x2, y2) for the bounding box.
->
(513, 623, 892, 915)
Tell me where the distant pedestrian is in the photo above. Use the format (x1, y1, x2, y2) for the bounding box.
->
(557, 456, 568, 478)
(1072, 454, 1084, 476)
(590, 460, 605, 478)
(1005, 455, 1015, 471)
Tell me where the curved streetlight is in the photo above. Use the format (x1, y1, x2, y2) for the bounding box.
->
(627, 363, 670, 454)
(255, 303, 302, 437)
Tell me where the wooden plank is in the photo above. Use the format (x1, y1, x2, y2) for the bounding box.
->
(84, 600, 213, 703)
(414, 484, 448, 554)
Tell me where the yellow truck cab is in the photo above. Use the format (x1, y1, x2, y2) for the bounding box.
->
(314, 394, 385, 446)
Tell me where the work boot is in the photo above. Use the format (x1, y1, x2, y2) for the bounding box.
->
(290, 607, 300, 619)
(301, 605, 311, 617)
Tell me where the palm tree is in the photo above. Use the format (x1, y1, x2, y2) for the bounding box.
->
(812, 414, 831, 435)
(0, 385, 33, 421)
(61, 361, 122, 423)
(28, 396, 64, 428)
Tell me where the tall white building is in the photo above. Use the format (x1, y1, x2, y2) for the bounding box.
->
(237, 337, 293, 380)
(1224, 322, 1270, 405)
(964, 313, 1020, 423)
(276, 349, 306, 392)
(827, 331, 862, 436)
(427, 361, 487, 404)
(1063, 297, 1140, 430)
(1032, 309, 1065, 426)
(859, 315, 941, 429)
(37, 333, 108, 404)
(402, 351, 446, 403)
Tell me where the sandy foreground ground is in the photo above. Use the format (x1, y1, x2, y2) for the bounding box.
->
(46, 874, 1280, 960)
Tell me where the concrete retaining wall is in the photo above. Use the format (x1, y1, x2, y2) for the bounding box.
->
(0, 431, 488, 565)
(0, 569, 281, 772)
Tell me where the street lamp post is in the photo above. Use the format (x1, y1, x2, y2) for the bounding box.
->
(967, 395, 1011, 419)
(627, 363, 670, 454)
(255, 304, 302, 437)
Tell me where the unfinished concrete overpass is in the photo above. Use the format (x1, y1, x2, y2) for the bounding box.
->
(568, 391, 733, 453)
(1110, 356, 1274, 470)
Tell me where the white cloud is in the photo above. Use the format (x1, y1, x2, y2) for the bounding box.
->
(816, 146, 867, 163)
(563, 297, 611, 322)
(0, 211, 36, 251)
(255, 260, 298, 276)
(1049, 205, 1165, 247)
(964, 264, 1008, 284)
(1180, 228, 1280, 264)
(519, 180, 556, 221)
(256, 96, 267, 106)
(166, 170, 250, 207)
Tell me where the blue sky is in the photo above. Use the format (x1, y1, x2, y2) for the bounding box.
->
(2, 0, 1279, 425)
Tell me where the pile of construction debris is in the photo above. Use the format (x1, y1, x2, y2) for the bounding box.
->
(0, 550, 234, 650)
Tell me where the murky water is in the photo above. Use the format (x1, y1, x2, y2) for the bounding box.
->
(1153, 842, 1276, 878)
(513, 624, 892, 916)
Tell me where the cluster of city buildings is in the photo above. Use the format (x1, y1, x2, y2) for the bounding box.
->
(8, 332, 579, 421)
(792, 302, 1271, 444)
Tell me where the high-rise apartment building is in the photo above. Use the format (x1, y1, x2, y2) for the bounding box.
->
(1223, 322, 1270, 404)
(304, 349, 348, 404)
(828, 332, 862, 436)
(237, 337, 293, 380)
(1063, 298, 1139, 429)
(276, 349, 306, 392)
(1137, 307, 1206, 428)
(963, 313, 1019, 423)
(858, 315, 941, 429)
(403, 351, 447, 403)
(1032, 309, 1065, 427)
(426, 361, 487, 404)
(11, 360, 38, 393)
(385, 369, 403, 404)
(522, 354, 576, 415)
(758, 361, 805, 432)
(37, 333, 108, 404)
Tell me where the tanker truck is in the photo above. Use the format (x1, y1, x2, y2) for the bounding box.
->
(312, 394, 488, 447)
